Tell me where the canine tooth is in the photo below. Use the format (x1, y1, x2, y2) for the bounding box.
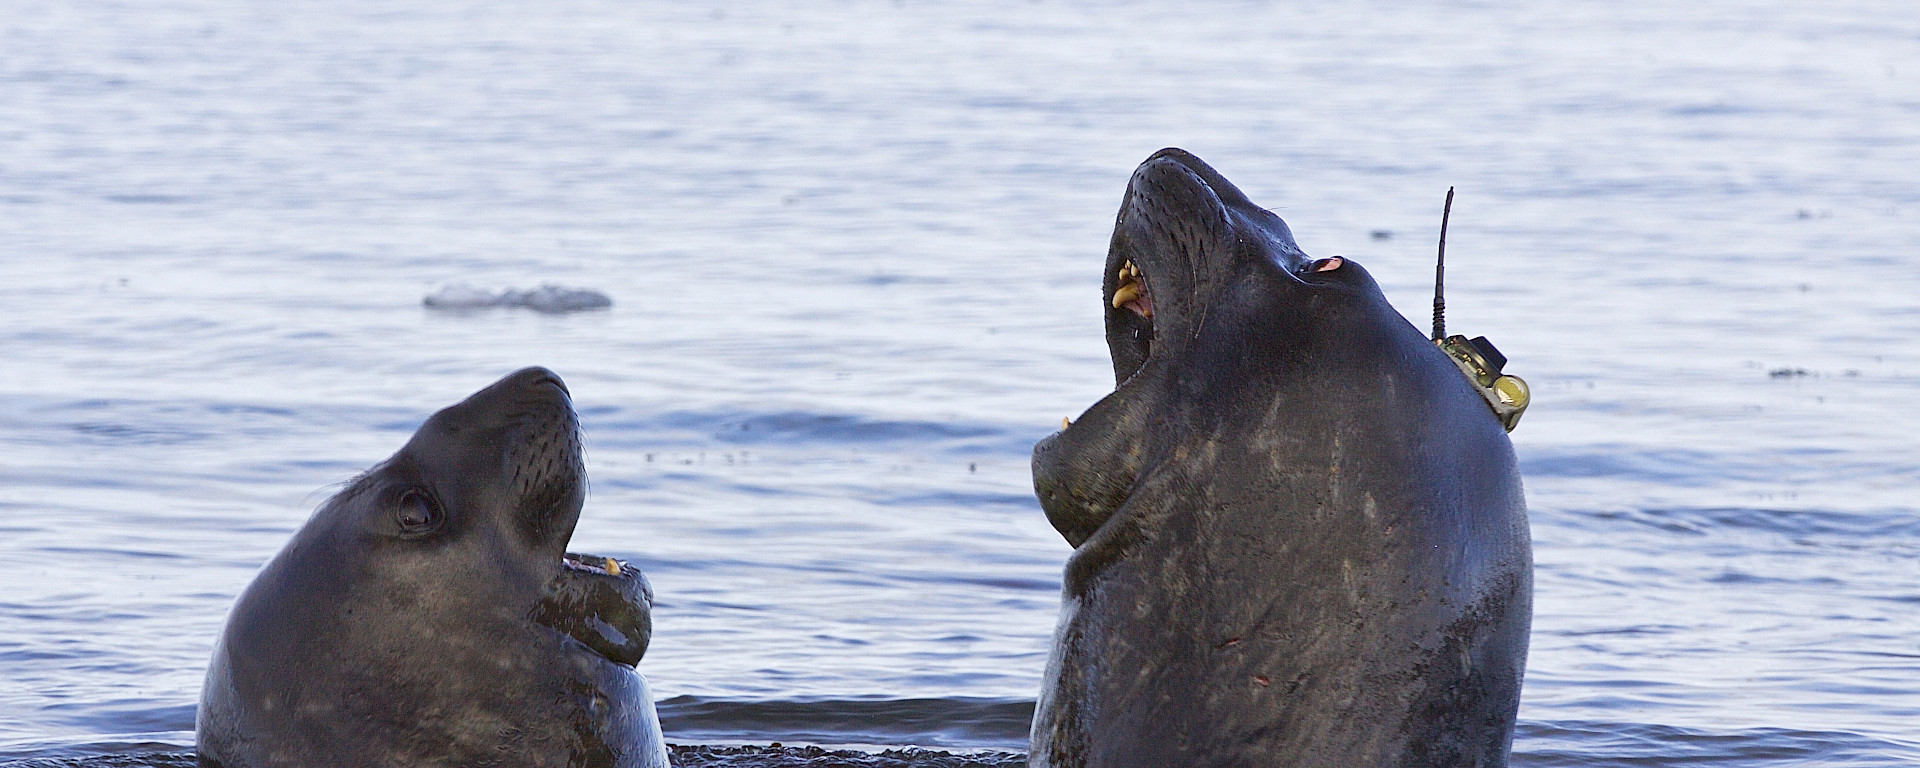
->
(1062, 417, 1071, 429)
(1112, 283, 1142, 308)
(606, 558, 621, 576)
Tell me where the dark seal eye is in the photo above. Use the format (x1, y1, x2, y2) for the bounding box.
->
(395, 489, 443, 536)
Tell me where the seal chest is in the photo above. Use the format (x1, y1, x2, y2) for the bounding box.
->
(1029, 150, 1532, 768)
(196, 367, 668, 768)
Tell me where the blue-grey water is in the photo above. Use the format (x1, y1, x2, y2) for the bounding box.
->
(3, 0, 1918, 764)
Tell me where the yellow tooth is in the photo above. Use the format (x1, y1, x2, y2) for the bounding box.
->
(1130, 262, 1141, 278)
(1061, 417, 1071, 429)
(606, 558, 621, 576)
(1112, 282, 1142, 308)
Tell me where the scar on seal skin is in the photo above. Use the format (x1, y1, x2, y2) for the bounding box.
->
(1029, 149, 1532, 768)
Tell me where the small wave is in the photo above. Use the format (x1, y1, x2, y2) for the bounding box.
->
(1521, 446, 1733, 485)
(422, 283, 612, 314)
(695, 412, 1004, 446)
(0, 757, 194, 768)
(0, 731, 193, 767)
(657, 696, 1034, 750)
(1514, 719, 1920, 766)
(1572, 506, 1920, 539)
(596, 409, 1037, 455)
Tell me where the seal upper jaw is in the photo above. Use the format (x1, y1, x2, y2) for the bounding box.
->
(1102, 149, 1314, 387)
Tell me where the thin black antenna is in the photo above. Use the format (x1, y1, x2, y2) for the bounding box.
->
(1432, 186, 1453, 341)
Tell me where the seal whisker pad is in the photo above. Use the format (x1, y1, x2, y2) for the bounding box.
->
(1031, 149, 1532, 768)
(198, 367, 669, 768)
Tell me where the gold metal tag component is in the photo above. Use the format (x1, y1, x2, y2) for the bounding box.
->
(1436, 335, 1529, 432)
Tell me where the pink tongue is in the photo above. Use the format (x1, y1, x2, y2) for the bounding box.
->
(1125, 294, 1153, 318)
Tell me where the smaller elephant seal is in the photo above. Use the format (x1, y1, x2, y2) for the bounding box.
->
(197, 367, 667, 768)
(1029, 150, 1532, 768)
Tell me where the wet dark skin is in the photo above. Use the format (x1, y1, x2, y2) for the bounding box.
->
(198, 368, 667, 768)
(1029, 150, 1532, 768)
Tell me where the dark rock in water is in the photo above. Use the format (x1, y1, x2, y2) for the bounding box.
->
(0, 747, 1023, 768)
(669, 745, 1025, 768)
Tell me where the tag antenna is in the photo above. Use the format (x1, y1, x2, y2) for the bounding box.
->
(1432, 186, 1453, 341)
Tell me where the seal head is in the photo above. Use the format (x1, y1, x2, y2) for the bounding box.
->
(1030, 150, 1532, 768)
(197, 367, 667, 768)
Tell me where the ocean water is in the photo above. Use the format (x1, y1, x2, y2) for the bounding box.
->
(2, 0, 1918, 765)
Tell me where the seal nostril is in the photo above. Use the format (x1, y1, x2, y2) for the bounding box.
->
(1312, 257, 1344, 273)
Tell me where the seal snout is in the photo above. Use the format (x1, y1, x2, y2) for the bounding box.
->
(450, 367, 586, 551)
(501, 365, 571, 398)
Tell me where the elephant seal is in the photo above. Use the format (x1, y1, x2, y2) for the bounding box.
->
(197, 367, 667, 768)
(1029, 150, 1532, 768)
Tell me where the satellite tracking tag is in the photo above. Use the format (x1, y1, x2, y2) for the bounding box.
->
(1430, 188, 1529, 432)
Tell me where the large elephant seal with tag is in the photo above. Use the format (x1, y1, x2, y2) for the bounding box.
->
(197, 367, 667, 768)
(1029, 150, 1532, 768)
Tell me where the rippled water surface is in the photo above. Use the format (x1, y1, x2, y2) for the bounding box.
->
(3, 0, 1918, 764)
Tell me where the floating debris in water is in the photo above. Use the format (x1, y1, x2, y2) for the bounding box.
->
(423, 283, 612, 314)
(1369, 229, 1393, 240)
(1768, 367, 1811, 378)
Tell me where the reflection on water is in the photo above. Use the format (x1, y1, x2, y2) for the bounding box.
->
(3, 0, 1919, 764)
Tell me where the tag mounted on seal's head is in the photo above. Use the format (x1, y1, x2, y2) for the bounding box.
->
(1431, 187, 1529, 432)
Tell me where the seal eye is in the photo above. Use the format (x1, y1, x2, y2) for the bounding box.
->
(395, 489, 443, 536)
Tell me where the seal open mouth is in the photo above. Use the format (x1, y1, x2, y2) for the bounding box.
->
(1107, 258, 1156, 382)
(1112, 260, 1153, 320)
(1105, 253, 1159, 386)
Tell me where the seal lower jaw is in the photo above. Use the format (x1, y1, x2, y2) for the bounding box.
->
(535, 551, 654, 667)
